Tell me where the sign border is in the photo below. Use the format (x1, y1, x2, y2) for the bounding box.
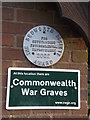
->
(6, 67, 80, 110)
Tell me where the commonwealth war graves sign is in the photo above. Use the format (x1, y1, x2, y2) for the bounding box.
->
(23, 25, 64, 67)
(6, 68, 80, 110)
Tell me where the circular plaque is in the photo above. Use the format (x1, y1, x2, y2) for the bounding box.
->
(23, 25, 64, 67)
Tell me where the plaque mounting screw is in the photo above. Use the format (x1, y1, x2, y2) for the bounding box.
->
(54, 52, 56, 55)
(43, 31, 46, 34)
(32, 52, 35, 55)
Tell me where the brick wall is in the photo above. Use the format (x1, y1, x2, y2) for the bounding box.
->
(2, 2, 88, 120)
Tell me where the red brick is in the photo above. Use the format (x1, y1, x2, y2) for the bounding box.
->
(0, 33, 2, 46)
(2, 75, 8, 88)
(0, 48, 2, 59)
(0, 6, 1, 17)
(16, 9, 53, 24)
(2, 21, 33, 35)
(80, 89, 88, 101)
(0, 21, 2, 33)
(2, 102, 12, 118)
(52, 117, 87, 120)
(53, 63, 88, 75)
(2, 61, 13, 75)
(0, 39, 2, 46)
(0, 75, 2, 88)
(2, 34, 14, 47)
(0, 87, 2, 102)
(2, 7, 14, 20)
(16, 35, 24, 48)
(12, 110, 31, 118)
(64, 38, 87, 50)
(2, 48, 26, 61)
(0, 102, 1, 110)
(0, 62, 1, 73)
(12, 61, 33, 68)
(60, 51, 71, 62)
(2, 61, 33, 76)
(72, 50, 88, 63)
(80, 75, 88, 89)
(2, 88, 7, 102)
(72, 102, 88, 116)
(31, 109, 69, 118)
(31, 109, 53, 115)
(53, 110, 70, 116)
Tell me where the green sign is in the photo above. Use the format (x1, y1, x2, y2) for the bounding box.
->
(6, 67, 80, 109)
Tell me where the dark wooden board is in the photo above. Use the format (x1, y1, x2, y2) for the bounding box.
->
(58, 2, 89, 48)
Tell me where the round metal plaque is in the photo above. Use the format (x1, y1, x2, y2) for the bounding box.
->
(23, 25, 64, 67)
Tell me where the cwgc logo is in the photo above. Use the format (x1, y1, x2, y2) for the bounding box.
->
(23, 25, 64, 67)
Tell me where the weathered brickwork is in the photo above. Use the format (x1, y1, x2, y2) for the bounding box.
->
(1, 2, 88, 120)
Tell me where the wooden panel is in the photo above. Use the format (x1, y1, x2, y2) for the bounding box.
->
(58, 2, 89, 47)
